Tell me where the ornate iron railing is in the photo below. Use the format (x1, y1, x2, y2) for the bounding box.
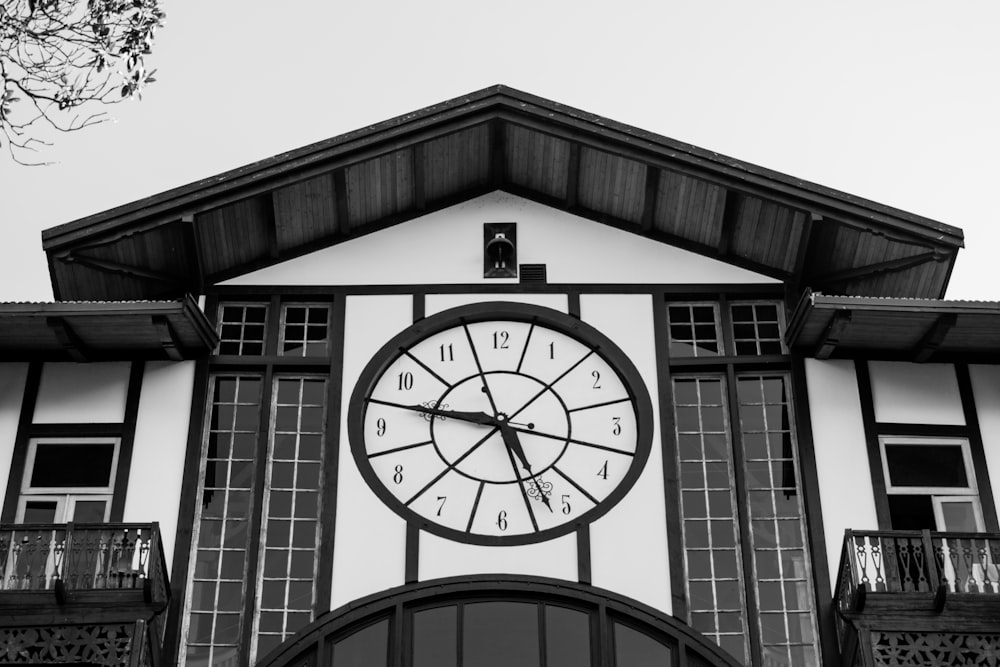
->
(837, 529, 1000, 611)
(0, 522, 168, 602)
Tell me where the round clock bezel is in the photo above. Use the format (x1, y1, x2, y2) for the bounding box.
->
(348, 301, 654, 546)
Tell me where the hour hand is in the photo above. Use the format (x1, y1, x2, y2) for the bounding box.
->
(408, 404, 497, 426)
(498, 421, 532, 474)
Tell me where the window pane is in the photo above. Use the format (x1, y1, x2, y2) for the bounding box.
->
(940, 500, 979, 532)
(22, 500, 58, 523)
(71, 500, 107, 523)
(613, 622, 672, 666)
(412, 606, 457, 667)
(888, 495, 936, 530)
(332, 619, 389, 667)
(30, 443, 115, 488)
(885, 444, 969, 488)
(545, 605, 590, 667)
(737, 374, 820, 666)
(464, 602, 540, 667)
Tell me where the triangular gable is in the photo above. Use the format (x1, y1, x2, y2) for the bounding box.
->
(41, 86, 963, 301)
(222, 193, 776, 287)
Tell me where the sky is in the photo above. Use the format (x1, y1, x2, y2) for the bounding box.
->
(2, 1, 998, 302)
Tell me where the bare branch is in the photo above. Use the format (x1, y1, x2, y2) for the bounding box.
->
(0, 0, 165, 164)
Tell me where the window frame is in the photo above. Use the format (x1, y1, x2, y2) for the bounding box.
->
(16, 437, 121, 523)
(879, 436, 979, 497)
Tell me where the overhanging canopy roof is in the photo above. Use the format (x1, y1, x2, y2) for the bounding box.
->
(0, 296, 217, 361)
(42, 86, 964, 301)
(787, 290, 1000, 362)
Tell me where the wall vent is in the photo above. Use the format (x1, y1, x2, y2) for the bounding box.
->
(519, 264, 547, 284)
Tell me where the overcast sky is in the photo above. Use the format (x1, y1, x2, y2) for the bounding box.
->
(2, 1, 997, 301)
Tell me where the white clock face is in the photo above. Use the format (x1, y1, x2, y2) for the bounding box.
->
(349, 302, 653, 545)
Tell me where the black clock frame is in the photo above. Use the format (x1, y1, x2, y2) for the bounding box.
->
(348, 301, 654, 546)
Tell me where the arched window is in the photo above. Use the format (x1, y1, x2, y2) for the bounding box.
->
(257, 577, 741, 667)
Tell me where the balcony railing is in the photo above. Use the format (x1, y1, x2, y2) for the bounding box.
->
(0, 522, 169, 605)
(836, 529, 1000, 613)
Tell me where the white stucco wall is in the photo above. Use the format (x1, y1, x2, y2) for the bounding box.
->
(223, 193, 776, 288)
(803, 359, 877, 583)
(331, 294, 412, 609)
(868, 361, 964, 425)
(123, 361, 196, 568)
(33, 361, 131, 424)
(968, 365, 1000, 518)
(0, 363, 29, 509)
(582, 293, 671, 614)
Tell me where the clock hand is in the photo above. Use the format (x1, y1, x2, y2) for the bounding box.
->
(406, 404, 498, 426)
(496, 418, 531, 473)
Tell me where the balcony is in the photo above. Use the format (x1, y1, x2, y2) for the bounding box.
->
(835, 529, 1000, 666)
(0, 523, 169, 666)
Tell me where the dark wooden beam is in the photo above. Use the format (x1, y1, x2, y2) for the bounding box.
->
(716, 189, 743, 256)
(47, 316, 89, 362)
(913, 312, 957, 362)
(813, 251, 945, 286)
(181, 214, 205, 295)
(565, 142, 580, 209)
(640, 164, 660, 232)
(815, 310, 852, 360)
(793, 213, 819, 279)
(332, 168, 349, 233)
(153, 315, 185, 361)
(490, 118, 506, 188)
(261, 192, 279, 260)
(412, 143, 426, 211)
(66, 254, 179, 285)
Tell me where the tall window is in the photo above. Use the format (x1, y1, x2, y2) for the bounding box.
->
(669, 299, 819, 667)
(182, 299, 332, 667)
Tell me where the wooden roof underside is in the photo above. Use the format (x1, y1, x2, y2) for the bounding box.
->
(42, 86, 964, 301)
(0, 296, 217, 361)
(786, 291, 1000, 363)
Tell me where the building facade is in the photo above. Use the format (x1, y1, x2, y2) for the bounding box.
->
(1, 86, 997, 667)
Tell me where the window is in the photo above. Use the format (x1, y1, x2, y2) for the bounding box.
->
(255, 581, 736, 667)
(730, 303, 785, 356)
(17, 438, 120, 523)
(668, 299, 819, 667)
(880, 437, 984, 531)
(279, 304, 330, 357)
(667, 303, 721, 358)
(183, 299, 332, 667)
(217, 303, 268, 355)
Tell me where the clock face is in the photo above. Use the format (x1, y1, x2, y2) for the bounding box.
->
(348, 302, 653, 545)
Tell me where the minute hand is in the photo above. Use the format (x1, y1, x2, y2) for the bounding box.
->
(408, 404, 498, 426)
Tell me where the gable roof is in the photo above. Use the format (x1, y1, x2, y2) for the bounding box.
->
(42, 85, 963, 301)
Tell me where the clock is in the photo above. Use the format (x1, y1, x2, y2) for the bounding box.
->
(348, 302, 653, 545)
